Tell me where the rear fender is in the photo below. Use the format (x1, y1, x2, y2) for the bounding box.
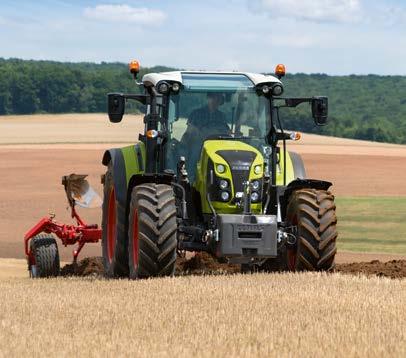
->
(289, 151, 306, 179)
(102, 143, 146, 211)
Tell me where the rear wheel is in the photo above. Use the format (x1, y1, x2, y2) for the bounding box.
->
(286, 189, 337, 271)
(128, 183, 177, 279)
(102, 163, 128, 277)
(29, 234, 60, 278)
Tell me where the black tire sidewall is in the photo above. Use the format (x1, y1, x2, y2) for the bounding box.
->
(127, 183, 177, 279)
(30, 234, 60, 278)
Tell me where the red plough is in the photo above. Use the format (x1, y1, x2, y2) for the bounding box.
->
(24, 174, 102, 278)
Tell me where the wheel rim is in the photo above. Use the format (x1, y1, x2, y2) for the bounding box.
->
(107, 187, 116, 263)
(287, 213, 298, 271)
(132, 210, 139, 268)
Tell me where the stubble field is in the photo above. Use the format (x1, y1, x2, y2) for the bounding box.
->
(1, 114, 406, 357)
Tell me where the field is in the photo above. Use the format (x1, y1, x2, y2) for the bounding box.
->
(337, 197, 406, 253)
(1, 273, 405, 357)
(1, 114, 406, 356)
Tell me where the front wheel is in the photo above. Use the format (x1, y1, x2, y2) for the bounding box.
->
(128, 183, 177, 279)
(286, 189, 338, 271)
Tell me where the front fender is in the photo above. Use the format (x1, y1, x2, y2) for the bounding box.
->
(279, 178, 333, 220)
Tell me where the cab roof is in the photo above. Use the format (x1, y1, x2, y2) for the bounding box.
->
(142, 71, 282, 88)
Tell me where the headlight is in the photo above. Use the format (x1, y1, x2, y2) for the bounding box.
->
(262, 85, 270, 94)
(251, 192, 260, 202)
(216, 164, 226, 174)
(254, 165, 262, 175)
(158, 82, 170, 94)
(219, 179, 228, 189)
(272, 84, 284, 96)
(172, 82, 180, 92)
(220, 191, 230, 202)
(251, 180, 260, 190)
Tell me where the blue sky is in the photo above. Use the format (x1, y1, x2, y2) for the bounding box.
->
(0, 0, 405, 75)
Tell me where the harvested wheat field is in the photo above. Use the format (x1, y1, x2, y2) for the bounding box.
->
(1, 273, 405, 357)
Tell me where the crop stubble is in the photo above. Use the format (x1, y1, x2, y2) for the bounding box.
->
(0, 272, 405, 357)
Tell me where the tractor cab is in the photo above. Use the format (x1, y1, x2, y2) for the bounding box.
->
(163, 72, 276, 182)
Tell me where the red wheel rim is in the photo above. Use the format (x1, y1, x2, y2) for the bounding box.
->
(132, 210, 139, 267)
(107, 187, 116, 263)
(287, 249, 296, 271)
(287, 213, 298, 271)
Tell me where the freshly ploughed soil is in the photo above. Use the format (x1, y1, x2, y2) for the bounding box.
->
(59, 253, 239, 277)
(60, 256, 104, 277)
(60, 255, 406, 279)
(336, 260, 406, 279)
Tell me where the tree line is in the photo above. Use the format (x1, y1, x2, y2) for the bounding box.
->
(0, 58, 405, 144)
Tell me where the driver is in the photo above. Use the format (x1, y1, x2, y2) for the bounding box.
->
(179, 92, 230, 180)
(181, 92, 229, 145)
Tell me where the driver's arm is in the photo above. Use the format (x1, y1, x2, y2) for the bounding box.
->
(218, 111, 230, 133)
(180, 110, 200, 144)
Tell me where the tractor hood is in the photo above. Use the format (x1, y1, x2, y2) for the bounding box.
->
(195, 140, 264, 214)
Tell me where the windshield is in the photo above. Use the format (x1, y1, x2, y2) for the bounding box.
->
(166, 73, 270, 180)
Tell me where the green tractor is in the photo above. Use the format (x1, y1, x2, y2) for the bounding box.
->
(102, 61, 337, 278)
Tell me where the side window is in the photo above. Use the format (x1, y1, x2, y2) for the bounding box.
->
(168, 96, 188, 141)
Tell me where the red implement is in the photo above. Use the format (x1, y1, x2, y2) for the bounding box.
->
(24, 174, 102, 266)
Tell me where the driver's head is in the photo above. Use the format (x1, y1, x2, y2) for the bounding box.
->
(207, 92, 224, 112)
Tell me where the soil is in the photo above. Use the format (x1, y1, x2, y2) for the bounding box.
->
(176, 252, 239, 275)
(336, 260, 406, 279)
(60, 255, 406, 279)
(60, 256, 104, 277)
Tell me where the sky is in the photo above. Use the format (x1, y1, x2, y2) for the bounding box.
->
(0, 0, 405, 75)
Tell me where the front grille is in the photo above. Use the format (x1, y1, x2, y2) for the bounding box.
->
(231, 169, 250, 193)
(216, 150, 257, 196)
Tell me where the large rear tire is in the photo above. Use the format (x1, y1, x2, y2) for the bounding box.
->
(29, 234, 60, 278)
(128, 183, 177, 279)
(101, 163, 128, 277)
(286, 189, 337, 271)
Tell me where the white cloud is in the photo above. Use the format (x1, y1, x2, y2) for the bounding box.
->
(83, 4, 166, 25)
(251, 0, 362, 23)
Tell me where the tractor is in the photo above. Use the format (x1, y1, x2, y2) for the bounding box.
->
(103, 61, 337, 278)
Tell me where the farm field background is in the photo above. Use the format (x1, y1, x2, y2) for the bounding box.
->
(0, 113, 405, 260)
(1, 114, 406, 357)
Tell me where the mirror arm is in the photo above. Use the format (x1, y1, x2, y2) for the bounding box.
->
(274, 97, 313, 108)
(121, 93, 148, 105)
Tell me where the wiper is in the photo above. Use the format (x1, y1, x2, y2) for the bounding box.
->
(207, 134, 254, 140)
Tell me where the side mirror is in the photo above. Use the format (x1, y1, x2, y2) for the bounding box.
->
(312, 97, 328, 126)
(108, 93, 125, 123)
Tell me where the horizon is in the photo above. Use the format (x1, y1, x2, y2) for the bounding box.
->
(1, 0, 405, 76)
(2, 57, 405, 77)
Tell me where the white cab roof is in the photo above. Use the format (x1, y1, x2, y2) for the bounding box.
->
(142, 71, 282, 87)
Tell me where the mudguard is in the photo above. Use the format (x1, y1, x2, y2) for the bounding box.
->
(279, 178, 333, 220)
(102, 143, 146, 212)
(289, 151, 306, 179)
